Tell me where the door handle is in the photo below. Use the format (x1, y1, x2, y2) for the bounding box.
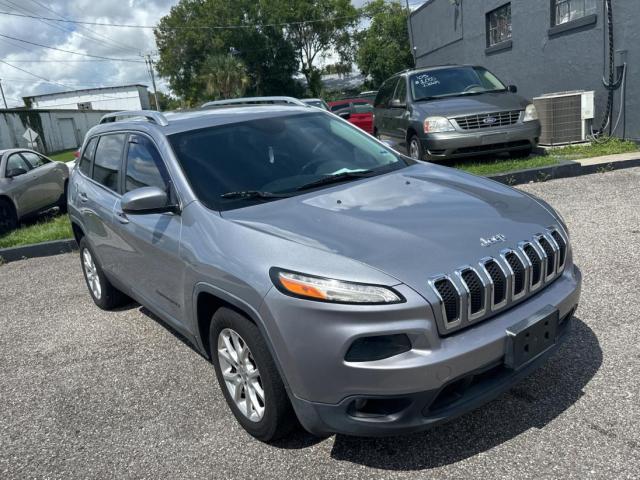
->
(115, 210, 129, 224)
(79, 192, 88, 202)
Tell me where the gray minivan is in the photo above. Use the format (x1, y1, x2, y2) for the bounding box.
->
(373, 65, 541, 161)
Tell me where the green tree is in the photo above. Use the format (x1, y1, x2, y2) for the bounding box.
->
(356, 0, 414, 89)
(199, 54, 249, 101)
(153, 91, 184, 111)
(262, 0, 358, 96)
(155, 0, 300, 105)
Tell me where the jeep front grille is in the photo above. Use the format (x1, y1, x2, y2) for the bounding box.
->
(453, 110, 521, 130)
(429, 227, 568, 335)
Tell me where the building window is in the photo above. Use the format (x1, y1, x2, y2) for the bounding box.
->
(486, 3, 512, 47)
(553, 0, 597, 26)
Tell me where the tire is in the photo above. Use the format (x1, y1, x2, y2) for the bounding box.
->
(210, 307, 297, 442)
(57, 180, 68, 213)
(0, 198, 18, 236)
(79, 237, 129, 310)
(509, 147, 532, 158)
(408, 135, 424, 160)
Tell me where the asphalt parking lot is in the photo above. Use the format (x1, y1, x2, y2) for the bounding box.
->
(1, 168, 639, 479)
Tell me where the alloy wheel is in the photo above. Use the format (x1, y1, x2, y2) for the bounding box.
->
(217, 328, 265, 422)
(409, 139, 421, 159)
(82, 248, 102, 300)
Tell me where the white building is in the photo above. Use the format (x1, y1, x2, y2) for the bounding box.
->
(23, 84, 151, 111)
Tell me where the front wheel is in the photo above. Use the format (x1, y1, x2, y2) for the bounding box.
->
(0, 198, 18, 236)
(79, 237, 129, 310)
(408, 135, 424, 160)
(210, 307, 297, 442)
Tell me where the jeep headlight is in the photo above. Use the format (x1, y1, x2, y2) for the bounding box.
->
(271, 269, 403, 304)
(523, 104, 538, 122)
(423, 116, 456, 133)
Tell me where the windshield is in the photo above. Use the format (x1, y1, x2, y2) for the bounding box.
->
(409, 66, 506, 101)
(168, 112, 408, 211)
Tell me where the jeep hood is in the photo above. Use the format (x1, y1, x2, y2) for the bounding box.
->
(223, 164, 558, 291)
(414, 92, 529, 117)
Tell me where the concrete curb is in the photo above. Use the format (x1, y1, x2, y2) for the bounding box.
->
(487, 156, 640, 186)
(0, 239, 77, 264)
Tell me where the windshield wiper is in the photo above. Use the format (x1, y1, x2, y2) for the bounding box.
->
(220, 190, 293, 200)
(295, 170, 375, 192)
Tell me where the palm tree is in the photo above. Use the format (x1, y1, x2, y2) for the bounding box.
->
(200, 54, 249, 101)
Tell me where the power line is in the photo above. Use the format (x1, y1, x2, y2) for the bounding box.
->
(24, 0, 142, 54)
(0, 10, 364, 29)
(0, 33, 145, 62)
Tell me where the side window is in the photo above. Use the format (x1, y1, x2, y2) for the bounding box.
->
(79, 137, 98, 176)
(5, 153, 31, 176)
(374, 78, 396, 108)
(21, 152, 49, 169)
(93, 134, 126, 192)
(392, 78, 407, 104)
(125, 135, 169, 193)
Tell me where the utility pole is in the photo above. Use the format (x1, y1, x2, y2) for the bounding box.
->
(405, 0, 416, 62)
(0, 79, 8, 109)
(145, 54, 160, 111)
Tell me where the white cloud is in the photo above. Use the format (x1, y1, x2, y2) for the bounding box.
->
(0, 0, 384, 107)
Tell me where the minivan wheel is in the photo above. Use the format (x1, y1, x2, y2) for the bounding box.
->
(78, 237, 129, 310)
(408, 135, 424, 160)
(0, 198, 18, 235)
(210, 307, 297, 441)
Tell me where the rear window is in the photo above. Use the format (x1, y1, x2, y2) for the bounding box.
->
(168, 112, 407, 211)
(93, 134, 125, 192)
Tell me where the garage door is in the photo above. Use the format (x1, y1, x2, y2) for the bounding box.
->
(58, 118, 79, 150)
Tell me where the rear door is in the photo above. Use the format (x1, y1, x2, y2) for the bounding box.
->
(83, 133, 127, 274)
(111, 133, 185, 325)
(20, 151, 62, 207)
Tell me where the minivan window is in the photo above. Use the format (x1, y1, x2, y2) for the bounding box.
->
(410, 67, 506, 101)
(374, 78, 397, 108)
(93, 134, 125, 192)
(125, 135, 169, 193)
(168, 112, 408, 211)
(79, 137, 97, 177)
(392, 78, 407, 104)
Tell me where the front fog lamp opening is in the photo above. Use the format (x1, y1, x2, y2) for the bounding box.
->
(271, 269, 403, 304)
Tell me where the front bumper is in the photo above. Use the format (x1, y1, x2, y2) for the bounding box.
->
(259, 264, 581, 437)
(422, 121, 541, 160)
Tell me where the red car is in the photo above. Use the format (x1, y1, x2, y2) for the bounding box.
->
(328, 98, 374, 134)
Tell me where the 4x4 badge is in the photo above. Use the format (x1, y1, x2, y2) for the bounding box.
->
(480, 234, 506, 247)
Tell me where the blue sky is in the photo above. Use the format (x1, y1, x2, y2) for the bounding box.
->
(0, 1, 422, 106)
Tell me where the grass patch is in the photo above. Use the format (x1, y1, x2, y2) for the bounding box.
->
(0, 214, 73, 249)
(453, 155, 560, 176)
(48, 149, 77, 163)
(546, 138, 638, 160)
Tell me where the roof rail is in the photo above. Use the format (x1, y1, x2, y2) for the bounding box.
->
(201, 96, 307, 108)
(99, 110, 169, 127)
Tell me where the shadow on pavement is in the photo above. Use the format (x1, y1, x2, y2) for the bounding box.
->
(327, 316, 600, 470)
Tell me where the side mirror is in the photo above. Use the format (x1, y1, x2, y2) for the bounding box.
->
(121, 186, 175, 214)
(6, 167, 27, 178)
(338, 111, 351, 120)
(390, 99, 406, 108)
(507, 85, 518, 93)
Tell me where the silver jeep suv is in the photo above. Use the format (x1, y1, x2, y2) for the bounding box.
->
(68, 103, 581, 441)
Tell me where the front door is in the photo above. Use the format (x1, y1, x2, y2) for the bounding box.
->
(112, 134, 185, 326)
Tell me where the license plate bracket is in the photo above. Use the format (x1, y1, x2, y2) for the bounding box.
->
(505, 306, 558, 370)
